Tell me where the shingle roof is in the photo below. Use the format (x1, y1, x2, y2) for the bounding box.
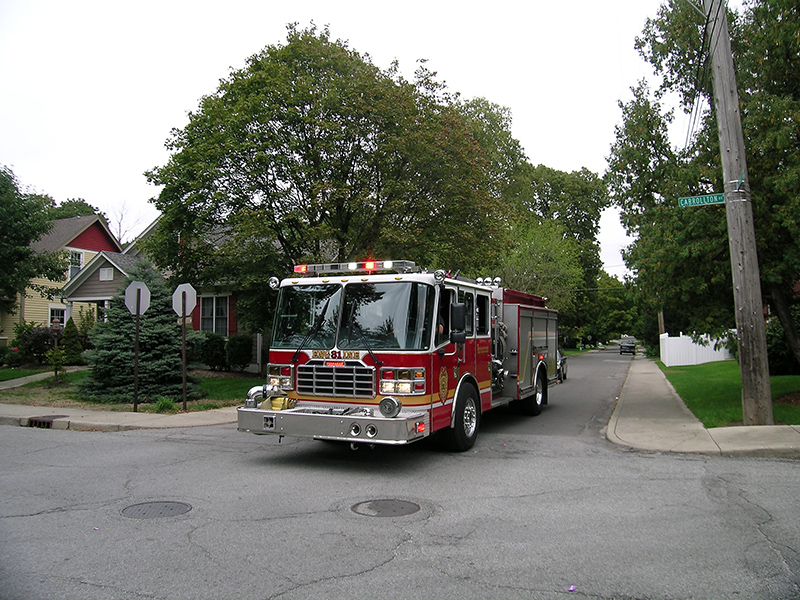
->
(30, 215, 121, 254)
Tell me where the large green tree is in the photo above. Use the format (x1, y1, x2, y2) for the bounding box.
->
(0, 166, 67, 315)
(146, 25, 502, 331)
(607, 0, 800, 368)
(520, 165, 609, 336)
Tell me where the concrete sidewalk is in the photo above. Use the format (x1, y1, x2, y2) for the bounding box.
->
(1, 360, 799, 457)
(606, 357, 800, 458)
(0, 369, 237, 431)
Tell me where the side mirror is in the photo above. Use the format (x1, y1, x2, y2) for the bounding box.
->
(450, 302, 466, 331)
(450, 330, 467, 345)
(449, 302, 466, 344)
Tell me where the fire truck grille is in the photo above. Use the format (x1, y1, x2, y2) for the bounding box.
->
(297, 363, 376, 398)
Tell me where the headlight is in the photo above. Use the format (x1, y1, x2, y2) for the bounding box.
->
(267, 364, 294, 391)
(379, 367, 425, 395)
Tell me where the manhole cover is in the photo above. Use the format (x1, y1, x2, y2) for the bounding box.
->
(121, 501, 192, 519)
(351, 499, 420, 517)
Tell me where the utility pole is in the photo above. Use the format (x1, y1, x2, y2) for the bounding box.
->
(703, 0, 773, 425)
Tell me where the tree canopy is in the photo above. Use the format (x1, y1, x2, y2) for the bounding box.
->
(0, 166, 67, 314)
(147, 26, 502, 306)
(146, 24, 612, 336)
(606, 0, 800, 366)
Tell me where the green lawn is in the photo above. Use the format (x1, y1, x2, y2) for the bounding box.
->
(659, 360, 800, 427)
(0, 368, 263, 413)
(0, 368, 49, 382)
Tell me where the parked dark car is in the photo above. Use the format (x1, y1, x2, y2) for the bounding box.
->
(557, 350, 568, 382)
(619, 338, 636, 355)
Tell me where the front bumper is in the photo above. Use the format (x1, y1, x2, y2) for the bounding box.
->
(237, 405, 430, 445)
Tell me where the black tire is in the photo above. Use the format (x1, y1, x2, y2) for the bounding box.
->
(440, 385, 480, 452)
(518, 370, 546, 416)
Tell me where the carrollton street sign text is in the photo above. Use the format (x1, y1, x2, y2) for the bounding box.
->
(679, 193, 725, 207)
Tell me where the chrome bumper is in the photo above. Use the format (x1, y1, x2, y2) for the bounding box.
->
(237, 405, 430, 445)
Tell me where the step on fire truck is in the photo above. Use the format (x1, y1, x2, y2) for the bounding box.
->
(238, 260, 558, 451)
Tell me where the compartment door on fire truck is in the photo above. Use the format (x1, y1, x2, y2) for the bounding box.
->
(519, 309, 534, 395)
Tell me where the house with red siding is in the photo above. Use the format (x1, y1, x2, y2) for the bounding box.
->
(58, 217, 258, 368)
(0, 215, 122, 345)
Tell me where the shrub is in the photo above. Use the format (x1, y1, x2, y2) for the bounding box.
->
(61, 317, 84, 365)
(226, 334, 253, 372)
(200, 332, 227, 371)
(5, 346, 24, 367)
(11, 322, 56, 364)
(76, 307, 96, 350)
(766, 310, 800, 375)
(45, 345, 66, 383)
(153, 397, 176, 413)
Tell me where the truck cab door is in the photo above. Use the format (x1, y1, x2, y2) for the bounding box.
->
(431, 287, 461, 431)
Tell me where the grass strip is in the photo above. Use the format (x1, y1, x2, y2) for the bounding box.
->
(659, 360, 800, 427)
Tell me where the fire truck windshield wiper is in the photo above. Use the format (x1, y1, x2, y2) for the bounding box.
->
(345, 303, 383, 366)
(291, 296, 332, 363)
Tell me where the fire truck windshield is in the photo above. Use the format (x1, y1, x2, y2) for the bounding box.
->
(272, 281, 436, 351)
(339, 282, 435, 350)
(272, 285, 341, 349)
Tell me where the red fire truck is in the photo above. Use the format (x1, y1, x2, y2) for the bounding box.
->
(237, 260, 558, 451)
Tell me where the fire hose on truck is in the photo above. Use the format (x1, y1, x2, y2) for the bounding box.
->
(238, 260, 558, 451)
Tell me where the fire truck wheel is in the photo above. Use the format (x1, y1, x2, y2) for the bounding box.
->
(519, 371, 546, 416)
(440, 385, 480, 452)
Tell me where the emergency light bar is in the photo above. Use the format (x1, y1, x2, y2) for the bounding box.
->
(293, 260, 418, 275)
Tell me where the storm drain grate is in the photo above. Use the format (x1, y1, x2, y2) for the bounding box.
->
(28, 415, 68, 429)
(121, 501, 192, 519)
(351, 499, 420, 518)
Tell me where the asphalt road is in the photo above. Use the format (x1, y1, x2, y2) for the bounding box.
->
(1, 348, 798, 600)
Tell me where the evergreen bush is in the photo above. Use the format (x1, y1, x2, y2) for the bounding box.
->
(61, 317, 84, 365)
(79, 262, 204, 403)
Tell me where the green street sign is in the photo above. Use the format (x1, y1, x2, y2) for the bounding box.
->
(679, 193, 725, 207)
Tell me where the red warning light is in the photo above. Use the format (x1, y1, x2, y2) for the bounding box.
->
(364, 261, 376, 270)
(294, 265, 307, 273)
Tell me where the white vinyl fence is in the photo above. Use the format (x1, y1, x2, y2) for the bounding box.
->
(659, 332, 733, 367)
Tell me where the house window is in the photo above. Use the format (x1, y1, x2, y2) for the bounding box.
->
(49, 306, 66, 329)
(69, 251, 83, 280)
(99, 268, 114, 281)
(200, 296, 228, 335)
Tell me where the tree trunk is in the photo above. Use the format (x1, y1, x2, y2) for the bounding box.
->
(768, 282, 800, 371)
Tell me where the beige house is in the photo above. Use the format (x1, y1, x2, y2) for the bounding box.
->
(0, 215, 122, 346)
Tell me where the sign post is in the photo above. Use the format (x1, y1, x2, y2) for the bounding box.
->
(172, 284, 197, 410)
(125, 282, 151, 412)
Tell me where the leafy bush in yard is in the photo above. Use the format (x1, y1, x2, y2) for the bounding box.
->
(226, 334, 253, 372)
(200, 332, 227, 371)
(766, 309, 800, 375)
(11, 321, 57, 364)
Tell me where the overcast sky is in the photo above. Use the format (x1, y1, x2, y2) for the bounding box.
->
(1, 0, 693, 277)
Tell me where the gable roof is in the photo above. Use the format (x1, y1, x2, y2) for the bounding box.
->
(31, 215, 122, 254)
(60, 251, 145, 299)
